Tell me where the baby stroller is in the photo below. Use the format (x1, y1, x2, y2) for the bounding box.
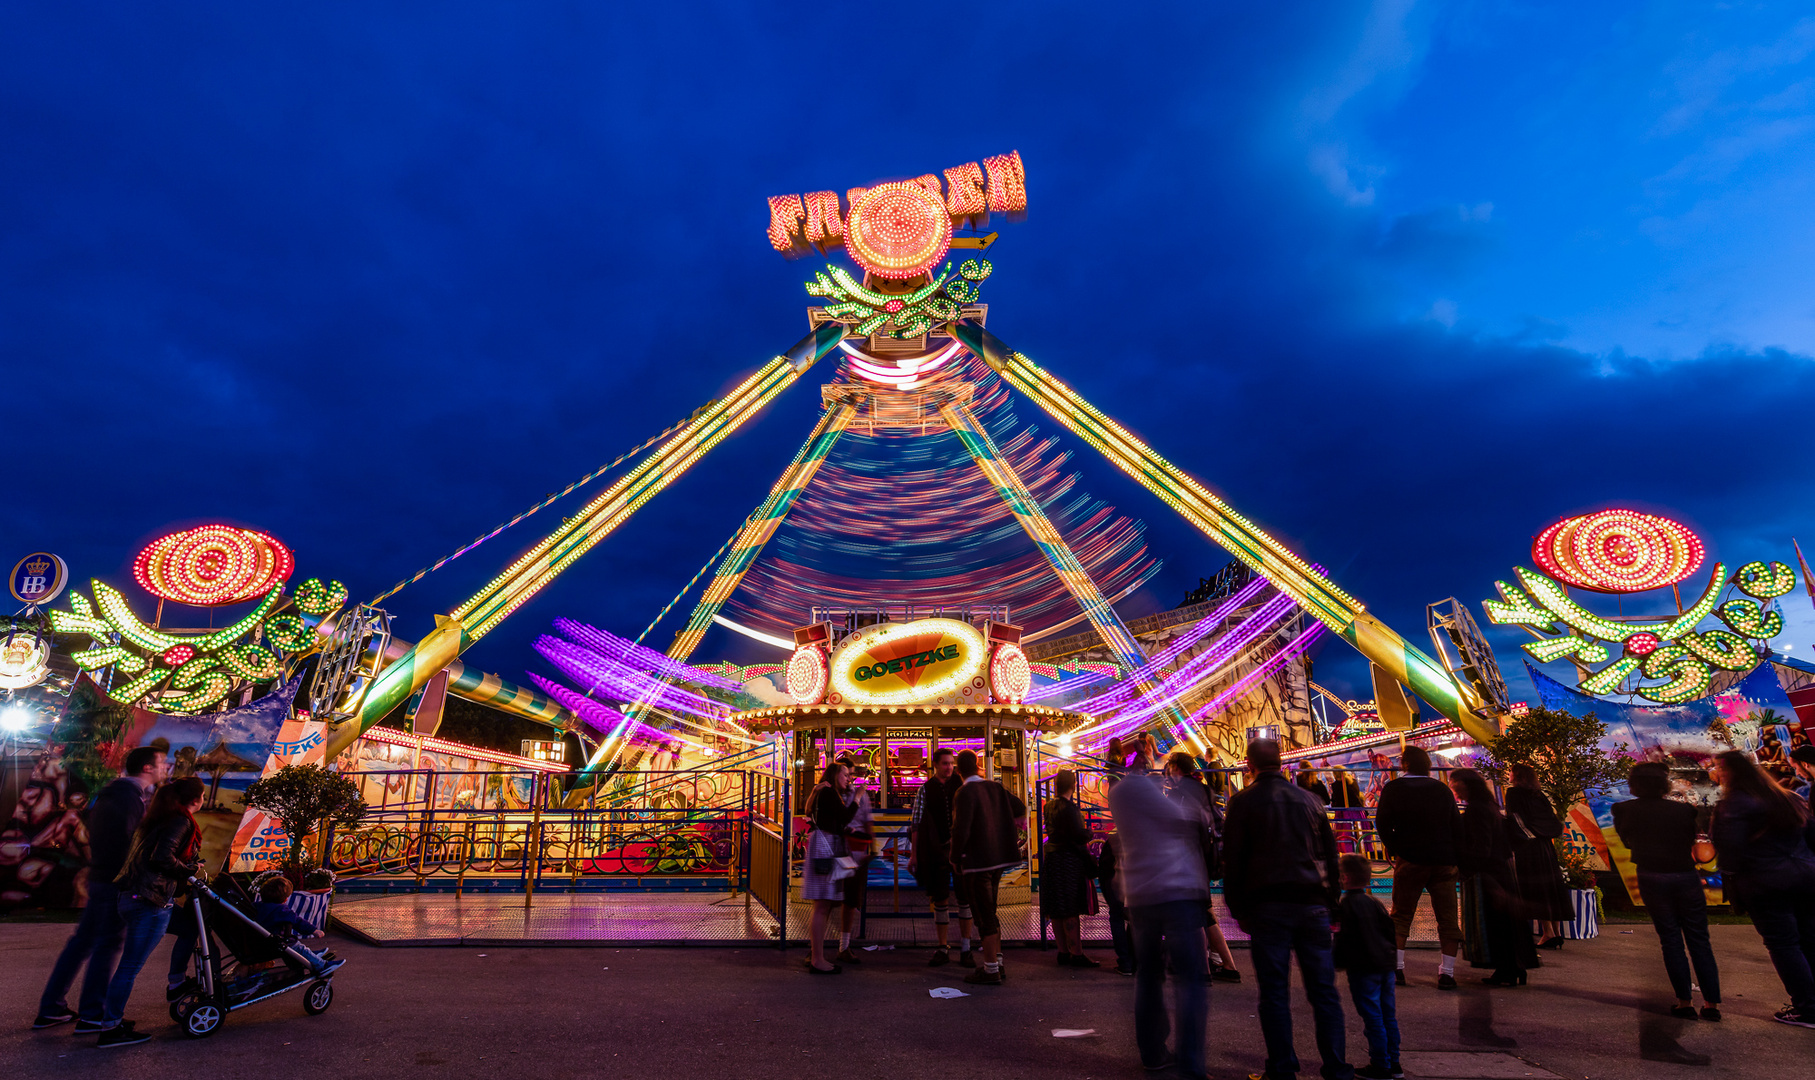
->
(167, 873, 340, 1038)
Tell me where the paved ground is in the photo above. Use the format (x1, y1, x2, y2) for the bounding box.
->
(2, 920, 1809, 1079)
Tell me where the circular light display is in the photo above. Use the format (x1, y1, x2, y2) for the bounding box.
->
(829, 618, 987, 706)
(989, 643, 1032, 704)
(1533, 510, 1704, 594)
(133, 525, 296, 606)
(786, 646, 828, 705)
(0, 630, 50, 690)
(843, 182, 953, 280)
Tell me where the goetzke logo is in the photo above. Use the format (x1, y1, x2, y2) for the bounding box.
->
(853, 644, 961, 681)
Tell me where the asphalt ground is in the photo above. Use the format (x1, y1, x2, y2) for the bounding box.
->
(2, 920, 1811, 1079)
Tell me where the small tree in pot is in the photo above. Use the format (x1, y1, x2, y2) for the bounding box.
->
(1483, 706, 1631, 817)
(241, 764, 367, 879)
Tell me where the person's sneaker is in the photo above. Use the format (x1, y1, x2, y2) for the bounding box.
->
(165, 978, 197, 1002)
(73, 1018, 115, 1034)
(31, 1010, 75, 1030)
(962, 967, 1002, 986)
(1700, 1006, 1722, 1022)
(1394, 969, 1407, 986)
(1773, 1004, 1815, 1028)
(1357, 1065, 1395, 1079)
(1391, 1064, 1406, 1079)
(1213, 965, 1242, 982)
(927, 949, 950, 967)
(98, 1025, 152, 1048)
(1070, 954, 1102, 968)
(1669, 1005, 1698, 1019)
(835, 949, 862, 965)
(1437, 973, 1457, 990)
(1115, 963, 1136, 976)
(1143, 1054, 1177, 1071)
(958, 951, 976, 968)
(314, 958, 347, 978)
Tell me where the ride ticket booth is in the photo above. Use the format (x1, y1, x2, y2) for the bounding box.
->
(729, 615, 1084, 813)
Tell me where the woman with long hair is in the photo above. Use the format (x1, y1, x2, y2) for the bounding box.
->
(96, 776, 205, 1046)
(1504, 764, 1572, 950)
(802, 761, 857, 974)
(1106, 736, 1127, 777)
(1711, 750, 1815, 1026)
(1041, 770, 1099, 967)
(1449, 767, 1527, 987)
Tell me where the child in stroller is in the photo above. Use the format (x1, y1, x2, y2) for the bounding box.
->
(251, 876, 337, 975)
(167, 872, 344, 1038)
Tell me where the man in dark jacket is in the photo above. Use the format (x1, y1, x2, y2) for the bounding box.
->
(950, 750, 1025, 986)
(1224, 739, 1351, 1080)
(909, 748, 975, 966)
(33, 746, 167, 1031)
(1373, 745, 1462, 988)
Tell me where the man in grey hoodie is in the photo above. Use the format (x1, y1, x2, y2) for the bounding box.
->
(1109, 767, 1211, 1080)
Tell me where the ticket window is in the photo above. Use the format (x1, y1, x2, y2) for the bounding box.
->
(888, 741, 930, 811)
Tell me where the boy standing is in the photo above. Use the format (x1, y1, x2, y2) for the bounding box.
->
(1335, 855, 1401, 1080)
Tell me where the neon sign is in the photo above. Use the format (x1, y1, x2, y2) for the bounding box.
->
(828, 618, 987, 706)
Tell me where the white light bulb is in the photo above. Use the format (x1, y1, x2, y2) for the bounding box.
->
(0, 706, 32, 733)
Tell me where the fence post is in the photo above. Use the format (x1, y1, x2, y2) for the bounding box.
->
(778, 777, 790, 951)
(524, 774, 545, 909)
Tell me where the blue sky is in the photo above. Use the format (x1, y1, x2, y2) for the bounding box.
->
(3, 2, 1813, 706)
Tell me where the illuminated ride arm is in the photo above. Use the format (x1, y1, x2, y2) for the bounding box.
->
(950, 320, 1496, 744)
(323, 323, 847, 760)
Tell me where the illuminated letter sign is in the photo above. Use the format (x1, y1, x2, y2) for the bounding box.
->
(765, 152, 1028, 258)
(828, 618, 989, 706)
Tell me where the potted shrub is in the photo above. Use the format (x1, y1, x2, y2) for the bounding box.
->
(241, 763, 367, 884)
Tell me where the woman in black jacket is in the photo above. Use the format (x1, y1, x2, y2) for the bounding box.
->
(1611, 761, 1721, 1019)
(1504, 764, 1572, 949)
(97, 776, 205, 1045)
(1711, 750, 1815, 1027)
(802, 763, 858, 974)
(1449, 768, 1527, 987)
(1041, 770, 1099, 967)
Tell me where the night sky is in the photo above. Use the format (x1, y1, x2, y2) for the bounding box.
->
(5, 3, 1814, 707)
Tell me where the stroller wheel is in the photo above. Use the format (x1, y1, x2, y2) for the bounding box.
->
(302, 979, 334, 1016)
(178, 999, 223, 1038)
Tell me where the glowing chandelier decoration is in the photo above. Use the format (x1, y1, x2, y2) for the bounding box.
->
(841, 181, 954, 280)
(1532, 510, 1704, 594)
(0, 628, 51, 689)
(133, 525, 296, 606)
(1484, 510, 1795, 703)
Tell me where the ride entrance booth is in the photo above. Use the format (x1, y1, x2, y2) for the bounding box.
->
(732, 614, 1086, 935)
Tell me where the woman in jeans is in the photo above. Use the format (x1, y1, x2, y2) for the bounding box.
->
(1711, 750, 1815, 1028)
(801, 762, 857, 975)
(1610, 761, 1721, 1019)
(98, 776, 205, 1047)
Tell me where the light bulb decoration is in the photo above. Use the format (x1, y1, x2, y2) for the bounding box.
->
(1483, 513, 1795, 703)
(46, 571, 345, 714)
(806, 259, 990, 339)
(133, 525, 296, 606)
(786, 646, 828, 705)
(842, 181, 953, 280)
(989, 642, 1032, 704)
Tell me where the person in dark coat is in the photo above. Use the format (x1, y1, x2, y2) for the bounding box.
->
(1448, 768, 1525, 987)
(98, 775, 206, 1047)
(1335, 854, 1400, 1080)
(951, 750, 1027, 986)
(1164, 752, 1242, 983)
(1503, 764, 1571, 948)
(1374, 746, 1463, 987)
(1225, 738, 1353, 1080)
(1611, 761, 1721, 1020)
(1296, 766, 1331, 805)
(1041, 769, 1099, 967)
(33, 746, 167, 1032)
(909, 747, 973, 966)
(1711, 750, 1815, 1027)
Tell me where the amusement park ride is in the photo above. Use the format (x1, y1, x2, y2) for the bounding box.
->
(5, 151, 1525, 792)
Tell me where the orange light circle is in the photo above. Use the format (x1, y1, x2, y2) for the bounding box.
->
(1532, 510, 1704, 593)
(786, 647, 828, 705)
(990, 643, 1032, 704)
(133, 525, 296, 605)
(843, 182, 952, 279)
